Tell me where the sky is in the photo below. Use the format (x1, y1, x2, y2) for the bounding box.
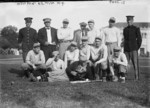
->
(0, 0, 150, 31)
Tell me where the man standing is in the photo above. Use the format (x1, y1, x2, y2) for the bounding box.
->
(21, 42, 46, 79)
(87, 19, 100, 45)
(101, 17, 121, 56)
(38, 18, 58, 61)
(101, 17, 121, 80)
(57, 18, 74, 60)
(123, 15, 142, 80)
(18, 17, 37, 62)
(73, 22, 89, 48)
(90, 37, 108, 81)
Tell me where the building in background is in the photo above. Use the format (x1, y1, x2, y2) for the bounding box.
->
(115, 22, 150, 57)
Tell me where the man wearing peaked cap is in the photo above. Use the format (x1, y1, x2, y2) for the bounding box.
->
(43, 18, 51, 23)
(38, 18, 59, 61)
(79, 36, 91, 64)
(63, 18, 69, 23)
(87, 19, 100, 45)
(109, 46, 128, 83)
(73, 22, 89, 48)
(18, 17, 38, 63)
(101, 17, 121, 81)
(123, 15, 142, 80)
(57, 18, 73, 60)
(21, 42, 46, 80)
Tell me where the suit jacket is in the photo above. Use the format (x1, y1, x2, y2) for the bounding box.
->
(38, 27, 58, 48)
(18, 27, 37, 51)
(73, 28, 89, 48)
(123, 25, 142, 52)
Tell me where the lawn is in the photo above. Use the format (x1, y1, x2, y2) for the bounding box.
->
(0, 56, 150, 108)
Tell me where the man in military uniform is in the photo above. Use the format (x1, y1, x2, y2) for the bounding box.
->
(18, 17, 38, 62)
(123, 15, 142, 80)
(38, 18, 59, 61)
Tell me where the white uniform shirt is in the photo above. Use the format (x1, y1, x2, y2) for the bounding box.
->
(101, 26, 121, 46)
(26, 50, 45, 64)
(79, 45, 91, 60)
(46, 27, 52, 44)
(57, 27, 74, 41)
(87, 28, 100, 44)
(90, 44, 108, 63)
(46, 58, 65, 71)
(112, 52, 128, 66)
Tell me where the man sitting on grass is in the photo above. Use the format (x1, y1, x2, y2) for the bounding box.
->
(66, 55, 93, 82)
(30, 51, 69, 82)
(21, 42, 46, 80)
(64, 41, 79, 69)
(90, 37, 108, 82)
(109, 46, 128, 83)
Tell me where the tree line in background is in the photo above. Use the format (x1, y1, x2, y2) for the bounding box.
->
(0, 25, 18, 50)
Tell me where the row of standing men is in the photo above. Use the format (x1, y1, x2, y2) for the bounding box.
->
(18, 15, 142, 81)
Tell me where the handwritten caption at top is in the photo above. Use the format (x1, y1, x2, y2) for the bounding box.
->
(17, 2, 64, 6)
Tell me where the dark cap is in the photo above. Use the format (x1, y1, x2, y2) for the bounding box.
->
(126, 15, 134, 20)
(80, 22, 87, 26)
(109, 17, 116, 23)
(43, 18, 51, 23)
(114, 46, 121, 52)
(24, 17, 33, 23)
(88, 19, 94, 23)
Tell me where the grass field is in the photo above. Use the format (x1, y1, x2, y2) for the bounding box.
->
(0, 55, 150, 108)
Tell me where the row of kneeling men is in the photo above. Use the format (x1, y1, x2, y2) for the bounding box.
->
(21, 36, 128, 83)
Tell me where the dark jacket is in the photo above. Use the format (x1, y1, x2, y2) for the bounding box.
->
(66, 61, 93, 80)
(18, 27, 37, 51)
(123, 25, 142, 52)
(37, 27, 58, 48)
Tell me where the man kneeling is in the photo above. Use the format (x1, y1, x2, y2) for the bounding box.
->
(30, 51, 69, 82)
(66, 56, 93, 82)
(21, 42, 46, 80)
(109, 46, 128, 83)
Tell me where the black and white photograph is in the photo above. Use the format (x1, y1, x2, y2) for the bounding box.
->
(0, 0, 150, 108)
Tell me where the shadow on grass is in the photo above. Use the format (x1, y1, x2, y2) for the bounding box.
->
(104, 89, 150, 107)
(8, 68, 24, 77)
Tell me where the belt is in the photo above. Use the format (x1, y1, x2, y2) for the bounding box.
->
(59, 40, 72, 43)
(106, 42, 117, 45)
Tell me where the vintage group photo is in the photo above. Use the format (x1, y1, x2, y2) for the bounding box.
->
(0, 0, 150, 108)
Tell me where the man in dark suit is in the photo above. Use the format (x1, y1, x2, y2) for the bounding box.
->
(38, 18, 58, 61)
(73, 22, 89, 48)
(123, 15, 142, 80)
(18, 17, 38, 62)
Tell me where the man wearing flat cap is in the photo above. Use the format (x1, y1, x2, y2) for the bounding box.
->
(73, 22, 89, 48)
(79, 36, 91, 61)
(18, 17, 38, 62)
(57, 18, 74, 60)
(123, 15, 142, 80)
(66, 55, 93, 81)
(87, 19, 100, 45)
(101, 17, 121, 80)
(90, 37, 108, 81)
(64, 41, 79, 69)
(21, 42, 46, 80)
(109, 46, 128, 83)
(38, 18, 59, 61)
(30, 51, 69, 82)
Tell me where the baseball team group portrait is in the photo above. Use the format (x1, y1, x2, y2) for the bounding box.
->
(0, 1, 150, 108)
